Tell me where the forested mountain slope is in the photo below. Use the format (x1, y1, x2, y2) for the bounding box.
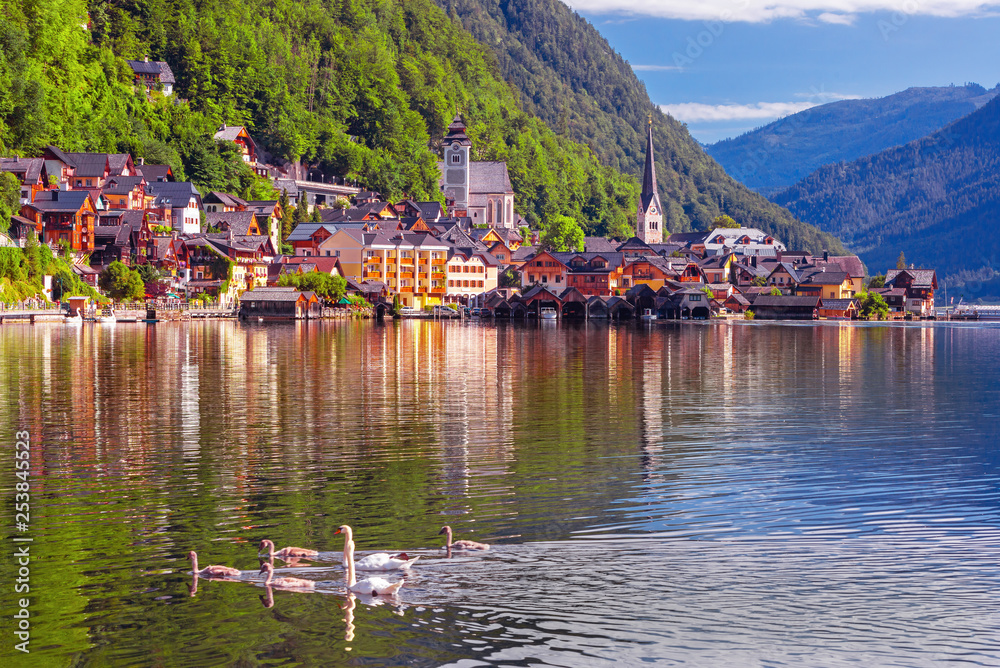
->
(773, 96, 1000, 299)
(707, 84, 999, 195)
(0, 0, 642, 236)
(433, 0, 845, 252)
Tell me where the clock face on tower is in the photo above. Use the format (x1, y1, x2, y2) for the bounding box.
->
(650, 207, 657, 214)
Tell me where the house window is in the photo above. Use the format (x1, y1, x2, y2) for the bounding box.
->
(450, 154, 461, 164)
(335, 250, 340, 257)
(197, 271, 203, 279)
(690, 294, 701, 301)
(529, 274, 535, 282)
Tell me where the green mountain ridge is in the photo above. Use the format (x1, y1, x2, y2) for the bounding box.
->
(433, 0, 845, 253)
(707, 83, 1000, 196)
(0, 0, 641, 238)
(773, 95, 1000, 299)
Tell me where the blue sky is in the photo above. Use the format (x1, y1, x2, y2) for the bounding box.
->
(567, 1, 1000, 144)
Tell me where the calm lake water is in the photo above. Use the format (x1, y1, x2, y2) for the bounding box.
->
(1, 320, 999, 667)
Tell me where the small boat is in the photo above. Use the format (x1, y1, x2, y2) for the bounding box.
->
(64, 312, 83, 325)
(641, 308, 657, 321)
(539, 307, 558, 320)
(98, 308, 116, 325)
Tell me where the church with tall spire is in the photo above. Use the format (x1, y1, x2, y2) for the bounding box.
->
(636, 120, 663, 244)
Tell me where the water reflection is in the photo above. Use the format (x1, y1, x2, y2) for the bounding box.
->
(0, 320, 998, 667)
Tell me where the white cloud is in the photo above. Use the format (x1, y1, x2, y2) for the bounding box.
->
(563, 1, 1000, 23)
(660, 101, 818, 123)
(630, 64, 683, 71)
(817, 12, 858, 24)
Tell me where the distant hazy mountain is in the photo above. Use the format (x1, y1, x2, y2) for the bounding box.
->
(772, 95, 1000, 300)
(707, 84, 999, 196)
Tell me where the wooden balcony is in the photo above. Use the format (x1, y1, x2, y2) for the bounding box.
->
(364, 271, 381, 279)
(399, 258, 414, 265)
(400, 287, 413, 293)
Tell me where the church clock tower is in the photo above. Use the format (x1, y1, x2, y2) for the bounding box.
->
(636, 120, 663, 244)
(442, 114, 472, 216)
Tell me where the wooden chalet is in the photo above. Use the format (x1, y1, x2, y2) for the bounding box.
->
(751, 295, 821, 320)
(238, 287, 320, 320)
(885, 269, 938, 316)
(520, 250, 570, 290)
(102, 176, 147, 210)
(20, 190, 97, 251)
(818, 298, 858, 320)
(214, 125, 258, 164)
(0, 158, 49, 203)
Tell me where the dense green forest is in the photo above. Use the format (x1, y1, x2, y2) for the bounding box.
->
(708, 84, 999, 195)
(0, 0, 641, 238)
(433, 0, 845, 253)
(773, 96, 1000, 299)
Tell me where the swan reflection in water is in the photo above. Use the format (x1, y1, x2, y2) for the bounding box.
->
(342, 593, 356, 642)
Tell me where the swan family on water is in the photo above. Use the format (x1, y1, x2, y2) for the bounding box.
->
(188, 524, 489, 599)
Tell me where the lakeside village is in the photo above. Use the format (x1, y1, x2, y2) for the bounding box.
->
(3, 102, 938, 323)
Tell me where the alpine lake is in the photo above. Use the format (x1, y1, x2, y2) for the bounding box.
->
(1, 319, 998, 667)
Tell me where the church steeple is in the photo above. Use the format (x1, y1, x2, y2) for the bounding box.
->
(637, 118, 663, 243)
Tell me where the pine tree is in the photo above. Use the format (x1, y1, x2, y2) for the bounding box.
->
(279, 189, 292, 242)
(311, 205, 322, 223)
(896, 251, 907, 270)
(295, 195, 310, 225)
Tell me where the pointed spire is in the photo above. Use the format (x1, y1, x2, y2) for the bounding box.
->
(640, 118, 660, 211)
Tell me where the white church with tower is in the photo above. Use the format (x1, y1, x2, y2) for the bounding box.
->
(636, 120, 663, 244)
(439, 115, 516, 228)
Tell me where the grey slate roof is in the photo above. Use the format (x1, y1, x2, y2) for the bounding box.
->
(126, 60, 175, 84)
(552, 251, 626, 273)
(147, 181, 201, 206)
(241, 287, 307, 302)
(205, 211, 256, 236)
(0, 158, 44, 183)
(469, 162, 513, 194)
(27, 190, 91, 211)
(799, 270, 850, 286)
(103, 176, 145, 195)
(821, 299, 857, 310)
(214, 125, 248, 143)
(286, 223, 340, 242)
(752, 295, 822, 307)
(886, 269, 937, 288)
(583, 236, 619, 253)
(137, 164, 173, 182)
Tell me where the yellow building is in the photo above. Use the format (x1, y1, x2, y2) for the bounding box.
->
(318, 230, 451, 308)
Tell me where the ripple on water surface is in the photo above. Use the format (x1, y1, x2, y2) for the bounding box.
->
(0, 321, 998, 667)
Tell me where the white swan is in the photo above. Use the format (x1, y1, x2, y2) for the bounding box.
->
(333, 525, 418, 571)
(335, 525, 404, 596)
(355, 551, 420, 571)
